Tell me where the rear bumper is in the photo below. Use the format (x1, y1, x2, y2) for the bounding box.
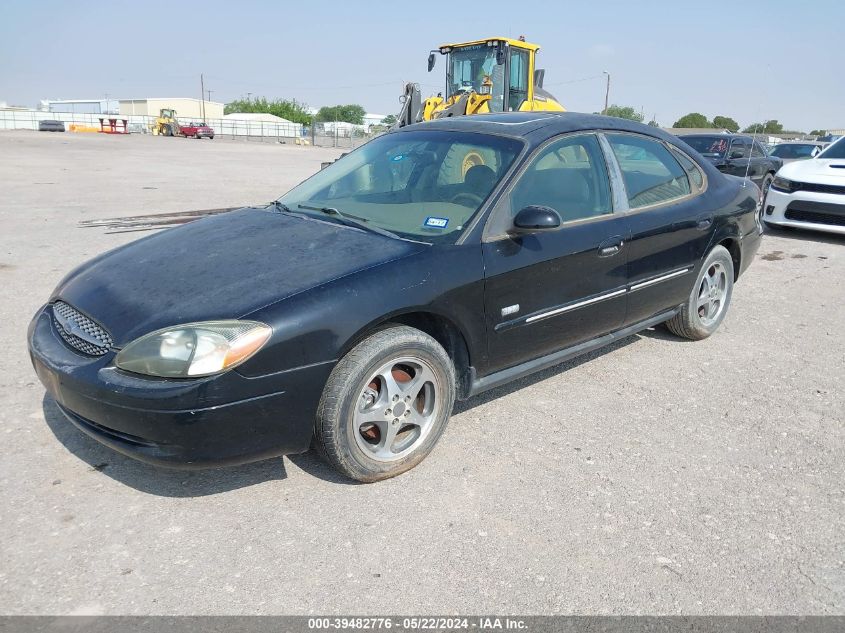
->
(29, 306, 332, 469)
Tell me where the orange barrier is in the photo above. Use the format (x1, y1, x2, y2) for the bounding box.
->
(69, 123, 99, 133)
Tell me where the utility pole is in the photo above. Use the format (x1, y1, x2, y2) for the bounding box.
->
(200, 73, 206, 122)
(602, 71, 611, 115)
(206, 89, 213, 103)
(247, 92, 252, 102)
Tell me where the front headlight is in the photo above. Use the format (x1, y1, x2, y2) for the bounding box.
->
(115, 320, 271, 378)
(771, 176, 798, 193)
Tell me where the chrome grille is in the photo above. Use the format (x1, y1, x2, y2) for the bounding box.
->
(52, 301, 113, 356)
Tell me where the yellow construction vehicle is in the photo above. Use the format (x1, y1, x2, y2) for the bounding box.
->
(151, 108, 181, 136)
(395, 36, 565, 128)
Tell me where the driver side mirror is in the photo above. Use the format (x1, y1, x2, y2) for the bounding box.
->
(427, 53, 436, 72)
(510, 205, 562, 234)
(730, 149, 747, 159)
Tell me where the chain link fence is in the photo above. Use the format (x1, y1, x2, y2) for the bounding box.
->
(0, 110, 380, 148)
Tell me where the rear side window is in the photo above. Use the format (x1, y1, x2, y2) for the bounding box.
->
(669, 147, 705, 190)
(607, 134, 691, 208)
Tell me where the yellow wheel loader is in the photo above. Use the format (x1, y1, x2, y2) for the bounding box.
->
(151, 108, 181, 136)
(394, 36, 565, 128)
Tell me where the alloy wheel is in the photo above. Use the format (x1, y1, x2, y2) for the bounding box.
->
(696, 262, 728, 326)
(352, 356, 441, 462)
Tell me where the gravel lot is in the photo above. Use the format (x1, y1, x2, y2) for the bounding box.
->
(0, 130, 842, 615)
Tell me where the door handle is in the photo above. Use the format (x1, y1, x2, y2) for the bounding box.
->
(696, 216, 713, 230)
(598, 237, 624, 257)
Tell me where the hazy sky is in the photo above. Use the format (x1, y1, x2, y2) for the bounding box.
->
(1, 0, 841, 130)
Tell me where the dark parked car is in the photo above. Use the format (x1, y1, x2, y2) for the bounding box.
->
(679, 133, 782, 199)
(28, 113, 761, 482)
(768, 141, 827, 164)
(38, 120, 65, 132)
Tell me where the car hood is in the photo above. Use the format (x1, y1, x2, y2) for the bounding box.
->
(779, 158, 845, 183)
(53, 207, 425, 346)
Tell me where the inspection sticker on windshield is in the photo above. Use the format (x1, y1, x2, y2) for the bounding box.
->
(423, 216, 449, 229)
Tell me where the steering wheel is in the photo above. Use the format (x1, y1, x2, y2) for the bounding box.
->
(450, 192, 484, 207)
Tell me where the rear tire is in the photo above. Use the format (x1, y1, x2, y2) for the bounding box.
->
(315, 326, 456, 482)
(665, 245, 734, 340)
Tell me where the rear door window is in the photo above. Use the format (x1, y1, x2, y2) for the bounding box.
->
(607, 134, 691, 208)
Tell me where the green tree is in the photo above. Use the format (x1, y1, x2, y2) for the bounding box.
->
(672, 112, 713, 128)
(647, 119, 659, 127)
(810, 129, 827, 137)
(603, 104, 644, 122)
(743, 119, 784, 134)
(381, 114, 398, 126)
(712, 115, 739, 132)
(316, 104, 366, 125)
(224, 97, 312, 125)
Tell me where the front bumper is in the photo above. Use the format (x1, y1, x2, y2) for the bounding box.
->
(28, 305, 332, 468)
(764, 188, 845, 235)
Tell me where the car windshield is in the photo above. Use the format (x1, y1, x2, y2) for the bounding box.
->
(819, 137, 845, 159)
(681, 136, 731, 157)
(770, 144, 818, 159)
(277, 130, 523, 243)
(447, 45, 506, 113)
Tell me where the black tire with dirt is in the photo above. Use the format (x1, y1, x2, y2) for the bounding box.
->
(314, 325, 456, 482)
(665, 245, 734, 340)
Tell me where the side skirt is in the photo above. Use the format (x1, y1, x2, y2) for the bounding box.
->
(467, 308, 680, 398)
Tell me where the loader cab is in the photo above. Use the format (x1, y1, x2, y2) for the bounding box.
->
(438, 38, 539, 113)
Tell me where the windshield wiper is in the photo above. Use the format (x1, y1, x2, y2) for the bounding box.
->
(269, 200, 295, 213)
(296, 204, 401, 240)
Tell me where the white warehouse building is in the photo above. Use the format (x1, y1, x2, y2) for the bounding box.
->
(119, 98, 224, 120)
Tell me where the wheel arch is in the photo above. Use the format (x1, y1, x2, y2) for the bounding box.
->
(704, 216, 743, 282)
(340, 309, 475, 400)
(717, 236, 742, 281)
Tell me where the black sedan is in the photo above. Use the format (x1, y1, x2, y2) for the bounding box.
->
(678, 133, 782, 200)
(38, 120, 65, 132)
(29, 113, 761, 482)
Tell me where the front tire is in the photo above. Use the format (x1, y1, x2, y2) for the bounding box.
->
(315, 326, 456, 482)
(665, 245, 734, 340)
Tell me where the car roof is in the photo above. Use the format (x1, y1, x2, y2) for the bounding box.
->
(678, 133, 755, 140)
(394, 112, 680, 145)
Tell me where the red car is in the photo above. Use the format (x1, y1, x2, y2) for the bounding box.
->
(180, 122, 214, 139)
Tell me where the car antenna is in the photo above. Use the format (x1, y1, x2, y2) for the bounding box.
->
(743, 64, 771, 188)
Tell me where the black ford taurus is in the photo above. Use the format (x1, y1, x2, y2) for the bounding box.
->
(28, 113, 761, 482)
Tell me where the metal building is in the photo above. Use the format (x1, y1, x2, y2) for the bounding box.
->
(118, 98, 224, 120)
